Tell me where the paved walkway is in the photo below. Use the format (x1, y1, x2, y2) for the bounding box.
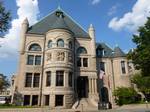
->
(0, 104, 149, 112)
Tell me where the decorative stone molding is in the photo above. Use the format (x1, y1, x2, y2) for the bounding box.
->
(56, 51, 65, 61)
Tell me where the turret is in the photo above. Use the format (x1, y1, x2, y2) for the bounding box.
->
(20, 18, 29, 54)
(88, 24, 96, 57)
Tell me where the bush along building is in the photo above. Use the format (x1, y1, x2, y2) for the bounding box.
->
(11, 8, 135, 109)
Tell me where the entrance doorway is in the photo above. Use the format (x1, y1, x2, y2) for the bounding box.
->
(77, 76, 88, 99)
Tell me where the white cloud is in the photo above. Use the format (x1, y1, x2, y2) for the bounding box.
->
(0, 0, 39, 58)
(108, 0, 150, 32)
(91, 0, 101, 5)
(108, 4, 119, 16)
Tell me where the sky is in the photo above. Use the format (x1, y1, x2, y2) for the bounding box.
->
(0, 0, 150, 78)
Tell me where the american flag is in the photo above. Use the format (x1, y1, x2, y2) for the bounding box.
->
(99, 70, 105, 79)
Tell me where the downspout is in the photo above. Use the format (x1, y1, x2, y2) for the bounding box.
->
(39, 35, 46, 106)
(111, 59, 115, 91)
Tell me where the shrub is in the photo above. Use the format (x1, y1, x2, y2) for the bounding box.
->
(113, 87, 138, 106)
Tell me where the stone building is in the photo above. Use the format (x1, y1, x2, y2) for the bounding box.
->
(11, 8, 135, 109)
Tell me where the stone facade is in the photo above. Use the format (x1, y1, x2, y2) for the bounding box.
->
(11, 8, 135, 109)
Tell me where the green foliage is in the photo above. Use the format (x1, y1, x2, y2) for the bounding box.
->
(113, 87, 138, 106)
(128, 17, 150, 76)
(0, 1, 11, 35)
(0, 74, 10, 91)
(131, 73, 150, 94)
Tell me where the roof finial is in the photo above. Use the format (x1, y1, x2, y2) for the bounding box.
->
(57, 5, 61, 10)
(115, 44, 119, 47)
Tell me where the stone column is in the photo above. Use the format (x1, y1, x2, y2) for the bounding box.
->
(91, 78, 94, 94)
(94, 79, 97, 93)
(64, 71, 69, 87)
(30, 95, 32, 106)
(31, 74, 34, 88)
(51, 71, 56, 87)
(88, 78, 92, 94)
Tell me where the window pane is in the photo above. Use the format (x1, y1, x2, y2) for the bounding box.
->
(55, 95, 64, 106)
(48, 40, 52, 48)
(56, 71, 64, 86)
(77, 47, 87, 55)
(24, 95, 30, 106)
(35, 55, 41, 65)
(44, 95, 50, 106)
(83, 58, 88, 67)
(97, 49, 103, 57)
(29, 44, 41, 51)
(121, 61, 126, 74)
(57, 39, 64, 47)
(69, 72, 72, 87)
(46, 71, 51, 86)
(32, 95, 38, 106)
(33, 73, 40, 87)
(77, 58, 81, 67)
(27, 55, 34, 65)
(25, 73, 32, 87)
(69, 41, 72, 49)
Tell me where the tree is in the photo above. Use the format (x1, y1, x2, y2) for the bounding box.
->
(128, 17, 150, 101)
(113, 87, 138, 106)
(0, 1, 11, 36)
(0, 73, 10, 91)
(128, 17, 150, 76)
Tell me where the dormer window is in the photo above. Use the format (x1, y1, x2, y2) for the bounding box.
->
(97, 48, 104, 57)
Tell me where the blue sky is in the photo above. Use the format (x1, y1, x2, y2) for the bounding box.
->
(0, 0, 150, 77)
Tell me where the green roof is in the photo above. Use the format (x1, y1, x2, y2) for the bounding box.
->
(27, 8, 89, 38)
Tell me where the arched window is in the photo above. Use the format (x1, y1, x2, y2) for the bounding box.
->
(48, 40, 52, 48)
(57, 39, 64, 47)
(29, 44, 41, 51)
(69, 41, 72, 49)
(77, 47, 87, 55)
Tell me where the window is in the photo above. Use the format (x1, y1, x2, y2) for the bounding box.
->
(48, 40, 52, 48)
(55, 95, 64, 106)
(32, 95, 38, 106)
(100, 62, 105, 72)
(69, 41, 72, 49)
(24, 95, 30, 106)
(35, 55, 41, 65)
(27, 55, 42, 65)
(121, 61, 126, 74)
(25, 73, 32, 87)
(77, 47, 87, 55)
(83, 58, 88, 67)
(33, 73, 40, 87)
(44, 95, 49, 106)
(27, 55, 34, 65)
(56, 71, 64, 86)
(57, 39, 64, 47)
(77, 58, 88, 67)
(46, 71, 51, 86)
(69, 72, 73, 87)
(97, 48, 103, 57)
(29, 44, 41, 51)
(77, 58, 81, 67)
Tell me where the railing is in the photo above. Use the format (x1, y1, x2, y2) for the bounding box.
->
(0, 91, 10, 96)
